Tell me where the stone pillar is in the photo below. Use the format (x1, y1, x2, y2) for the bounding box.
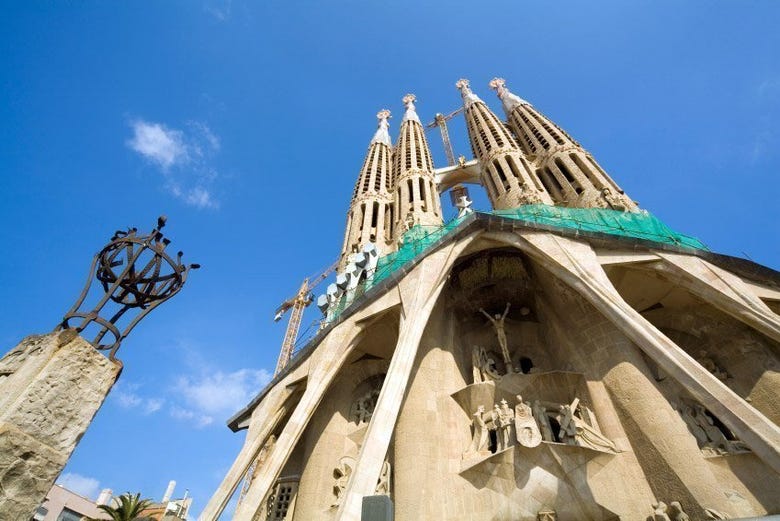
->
(650, 252, 780, 344)
(0, 331, 120, 518)
(199, 388, 289, 520)
(337, 238, 474, 521)
(232, 320, 367, 519)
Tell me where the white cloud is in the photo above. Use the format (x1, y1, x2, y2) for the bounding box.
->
(127, 120, 188, 170)
(112, 382, 164, 416)
(126, 118, 223, 209)
(170, 405, 213, 428)
(57, 472, 101, 500)
(170, 368, 271, 428)
(205, 0, 232, 21)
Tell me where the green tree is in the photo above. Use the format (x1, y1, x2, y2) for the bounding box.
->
(88, 492, 153, 521)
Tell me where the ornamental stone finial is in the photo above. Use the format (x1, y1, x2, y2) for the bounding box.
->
(402, 94, 420, 123)
(489, 77, 507, 97)
(455, 78, 470, 91)
(372, 110, 392, 146)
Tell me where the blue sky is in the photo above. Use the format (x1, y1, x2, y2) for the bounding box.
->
(1, 1, 778, 518)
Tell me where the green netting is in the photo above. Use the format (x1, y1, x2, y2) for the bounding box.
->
(492, 205, 707, 250)
(328, 206, 706, 322)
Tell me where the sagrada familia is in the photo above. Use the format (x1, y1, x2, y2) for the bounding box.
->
(197, 78, 780, 520)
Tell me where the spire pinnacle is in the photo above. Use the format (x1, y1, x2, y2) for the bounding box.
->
(402, 94, 421, 123)
(455, 78, 482, 107)
(371, 109, 392, 146)
(489, 77, 530, 112)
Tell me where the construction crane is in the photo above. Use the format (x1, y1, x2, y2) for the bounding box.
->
(426, 107, 464, 167)
(273, 261, 337, 375)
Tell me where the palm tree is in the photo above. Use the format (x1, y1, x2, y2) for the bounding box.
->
(88, 492, 154, 521)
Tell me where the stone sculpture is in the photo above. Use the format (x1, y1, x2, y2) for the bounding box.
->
(375, 460, 391, 496)
(651, 501, 672, 521)
(514, 395, 542, 447)
(557, 398, 618, 453)
(678, 402, 747, 455)
(332, 456, 356, 507)
(533, 400, 554, 442)
(464, 405, 490, 458)
(479, 303, 512, 369)
(537, 508, 557, 521)
(669, 501, 690, 521)
(471, 346, 500, 383)
(350, 388, 380, 425)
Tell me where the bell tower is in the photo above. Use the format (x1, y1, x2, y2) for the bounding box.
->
(490, 77, 637, 211)
(339, 110, 395, 269)
(392, 94, 443, 238)
(455, 78, 553, 210)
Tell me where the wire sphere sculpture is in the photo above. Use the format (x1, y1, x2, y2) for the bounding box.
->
(59, 216, 198, 360)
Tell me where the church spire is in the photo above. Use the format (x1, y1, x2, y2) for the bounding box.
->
(490, 77, 637, 211)
(455, 79, 553, 210)
(339, 110, 395, 270)
(392, 94, 443, 238)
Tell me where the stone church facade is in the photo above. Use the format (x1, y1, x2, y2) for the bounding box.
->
(202, 79, 780, 521)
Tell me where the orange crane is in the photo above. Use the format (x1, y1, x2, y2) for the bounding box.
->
(273, 261, 337, 375)
(426, 107, 464, 167)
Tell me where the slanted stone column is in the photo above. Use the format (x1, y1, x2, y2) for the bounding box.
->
(0, 331, 120, 518)
(337, 237, 475, 521)
(489, 231, 780, 470)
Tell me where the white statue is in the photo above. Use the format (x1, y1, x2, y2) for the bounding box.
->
(471, 346, 500, 383)
(652, 501, 672, 521)
(465, 405, 490, 457)
(533, 400, 554, 442)
(669, 501, 690, 521)
(514, 395, 542, 447)
(495, 400, 514, 450)
(557, 398, 618, 453)
(375, 460, 391, 496)
(479, 303, 512, 369)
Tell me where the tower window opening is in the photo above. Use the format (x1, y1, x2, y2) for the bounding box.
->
(419, 177, 427, 211)
(543, 167, 565, 195)
(485, 119, 505, 148)
(506, 155, 523, 180)
(554, 158, 582, 194)
(570, 153, 602, 189)
(537, 168, 560, 200)
(359, 203, 367, 229)
(492, 159, 510, 189)
(374, 148, 384, 191)
(518, 111, 549, 149)
(371, 201, 379, 228)
(413, 126, 424, 170)
(407, 179, 414, 203)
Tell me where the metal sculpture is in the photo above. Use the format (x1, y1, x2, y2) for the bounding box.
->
(59, 216, 198, 359)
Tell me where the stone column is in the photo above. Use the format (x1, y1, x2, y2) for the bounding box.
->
(0, 331, 120, 518)
(232, 318, 368, 519)
(199, 388, 290, 520)
(650, 252, 780, 344)
(492, 231, 780, 472)
(336, 238, 474, 521)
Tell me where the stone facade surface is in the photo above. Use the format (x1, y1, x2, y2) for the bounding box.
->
(205, 227, 780, 521)
(0, 331, 120, 519)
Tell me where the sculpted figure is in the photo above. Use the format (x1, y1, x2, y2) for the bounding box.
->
(601, 187, 628, 212)
(479, 303, 512, 368)
(678, 404, 709, 447)
(652, 501, 672, 521)
(669, 501, 690, 521)
(537, 508, 557, 521)
(558, 399, 618, 453)
(514, 395, 542, 447)
(694, 404, 730, 453)
(465, 405, 490, 457)
(496, 399, 514, 450)
(332, 456, 356, 507)
(472, 346, 500, 383)
(533, 400, 554, 442)
(375, 460, 391, 495)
